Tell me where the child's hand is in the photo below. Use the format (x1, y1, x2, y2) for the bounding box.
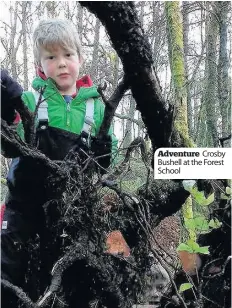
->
(1, 69, 23, 124)
(1, 69, 23, 98)
(91, 135, 112, 170)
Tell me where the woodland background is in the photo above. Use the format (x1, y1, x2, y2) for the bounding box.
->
(0, 1, 231, 147)
(1, 1, 231, 199)
(0, 1, 231, 308)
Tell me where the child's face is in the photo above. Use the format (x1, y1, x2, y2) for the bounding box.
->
(39, 44, 81, 95)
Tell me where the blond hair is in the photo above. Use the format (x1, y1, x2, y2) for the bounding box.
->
(33, 19, 82, 65)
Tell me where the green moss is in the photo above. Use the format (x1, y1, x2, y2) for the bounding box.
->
(165, 1, 195, 148)
(165, 2, 186, 91)
(175, 121, 195, 148)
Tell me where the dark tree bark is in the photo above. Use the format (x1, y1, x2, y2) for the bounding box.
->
(80, 1, 182, 151)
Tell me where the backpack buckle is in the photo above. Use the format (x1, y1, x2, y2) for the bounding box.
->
(80, 131, 92, 148)
(37, 119, 48, 131)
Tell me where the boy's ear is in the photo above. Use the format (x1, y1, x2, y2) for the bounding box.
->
(79, 55, 84, 66)
(35, 65, 47, 79)
(38, 66, 44, 73)
(35, 64, 44, 73)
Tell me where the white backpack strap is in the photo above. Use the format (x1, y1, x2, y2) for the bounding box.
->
(33, 92, 48, 128)
(82, 98, 95, 135)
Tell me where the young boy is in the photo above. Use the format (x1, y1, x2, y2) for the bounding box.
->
(1, 19, 118, 289)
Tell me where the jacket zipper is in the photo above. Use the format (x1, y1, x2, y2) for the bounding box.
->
(66, 102, 71, 127)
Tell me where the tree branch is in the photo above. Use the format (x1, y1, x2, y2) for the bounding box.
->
(80, 1, 177, 151)
(1, 279, 38, 308)
(114, 112, 144, 128)
(1, 119, 63, 176)
(97, 76, 129, 138)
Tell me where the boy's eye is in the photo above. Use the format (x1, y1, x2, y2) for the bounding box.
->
(66, 53, 71, 57)
(48, 56, 54, 60)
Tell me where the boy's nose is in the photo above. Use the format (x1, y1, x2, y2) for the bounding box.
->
(58, 58, 66, 68)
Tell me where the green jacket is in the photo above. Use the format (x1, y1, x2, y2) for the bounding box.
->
(17, 76, 118, 163)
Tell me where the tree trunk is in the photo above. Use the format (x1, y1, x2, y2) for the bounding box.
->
(165, 1, 192, 146)
(80, 2, 181, 151)
(217, 1, 230, 146)
(9, 2, 19, 79)
(21, 2, 29, 91)
(77, 3, 83, 43)
(165, 2, 196, 246)
(112, 54, 119, 91)
(182, 1, 193, 137)
(89, 18, 100, 82)
(122, 96, 136, 149)
(204, 3, 220, 147)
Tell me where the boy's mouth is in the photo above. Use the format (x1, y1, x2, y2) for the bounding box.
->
(58, 73, 70, 77)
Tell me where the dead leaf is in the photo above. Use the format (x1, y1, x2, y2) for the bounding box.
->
(105, 230, 130, 257)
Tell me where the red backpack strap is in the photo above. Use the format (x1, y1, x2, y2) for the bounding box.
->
(13, 112, 21, 124)
(0, 204, 6, 228)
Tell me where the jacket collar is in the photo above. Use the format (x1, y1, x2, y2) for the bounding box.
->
(32, 73, 100, 100)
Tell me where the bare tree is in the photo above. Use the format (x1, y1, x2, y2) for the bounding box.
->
(182, 2, 193, 137)
(89, 18, 100, 82)
(165, 1, 192, 146)
(216, 1, 231, 146)
(20, 2, 31, 90)
(203, 2, 221, 147)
